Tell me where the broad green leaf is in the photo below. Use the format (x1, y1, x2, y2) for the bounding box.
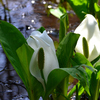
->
(71, 53, 95, 96)
(71, 53, 93, 67)
(0, 20, 26, 81)
(73, 64, 94, 95)
(71, 53, 93, 80)
(59, 13, 69, 42)
(67, 0, 88, 20)
(88, 0, 98, 16)
(16, 44, 44, 100)
(44, 66, 89, 100)
(88, 0, 95, 16)
(67, 0, 98, 20)
(0, 21, 44, 99)
(89, 71, 100, 100)
(56, 32, 80, 68)
(68, 63, 95, 98)
(50, 7, 66, 19)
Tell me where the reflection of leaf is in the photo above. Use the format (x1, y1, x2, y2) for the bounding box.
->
(0, 0, 10, 11)
(0, 21, 44, 100)
(5, 7, 10, 11)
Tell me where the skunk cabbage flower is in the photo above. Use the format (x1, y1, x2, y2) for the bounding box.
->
(27, 30, 59, 86)
(56, 0, 60, 3)
(74, 14, 100, 61)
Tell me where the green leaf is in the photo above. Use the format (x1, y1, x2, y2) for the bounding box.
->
(71, 53, 95, 96)
(88, 0, 98, 16)
(94, 3, 100, 28)
(59, 13, 69, 42)
(94, 62, 100, 70)
(88, 0, 95, 16)
(16, 44, 44, 100)
(0, 21, 44, 99)
(94, 3, 100, 12)
(56, 32, 80, 68)
(16, 43, 34, 78)
(67, 0, 88, 20)
(71, 53, 93, 80)
(0, 20, 26, 81)
(50, 7, 66, 19)
(91, 55, 100, 65)
(44, 66, 89, 100)
(37, 27, 45, 33)
(68, 63, 95, 98)
(71, 53, 93, 67)
(67, 0, 99, 21)
(74, 65, 91, 95)
(89, 71, 100, 100)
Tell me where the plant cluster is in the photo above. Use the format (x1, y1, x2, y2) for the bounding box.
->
(0, 0, 100, 100)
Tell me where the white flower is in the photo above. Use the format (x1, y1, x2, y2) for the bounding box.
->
(74, 14, 100, 61)
(56, 0, 60, 3)
(27, 30, 59, 87)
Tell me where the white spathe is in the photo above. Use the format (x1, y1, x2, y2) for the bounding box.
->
(56, 0, 60, 3)
(74, 14, 100, 61)
(27, 30, 59, 86)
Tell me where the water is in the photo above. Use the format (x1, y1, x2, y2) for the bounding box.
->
(0, 0, 80, 99)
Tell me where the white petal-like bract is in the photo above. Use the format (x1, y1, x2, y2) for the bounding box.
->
(75, 14, 100, 61)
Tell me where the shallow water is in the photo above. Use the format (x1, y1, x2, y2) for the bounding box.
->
(0, 0, 80, 100)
